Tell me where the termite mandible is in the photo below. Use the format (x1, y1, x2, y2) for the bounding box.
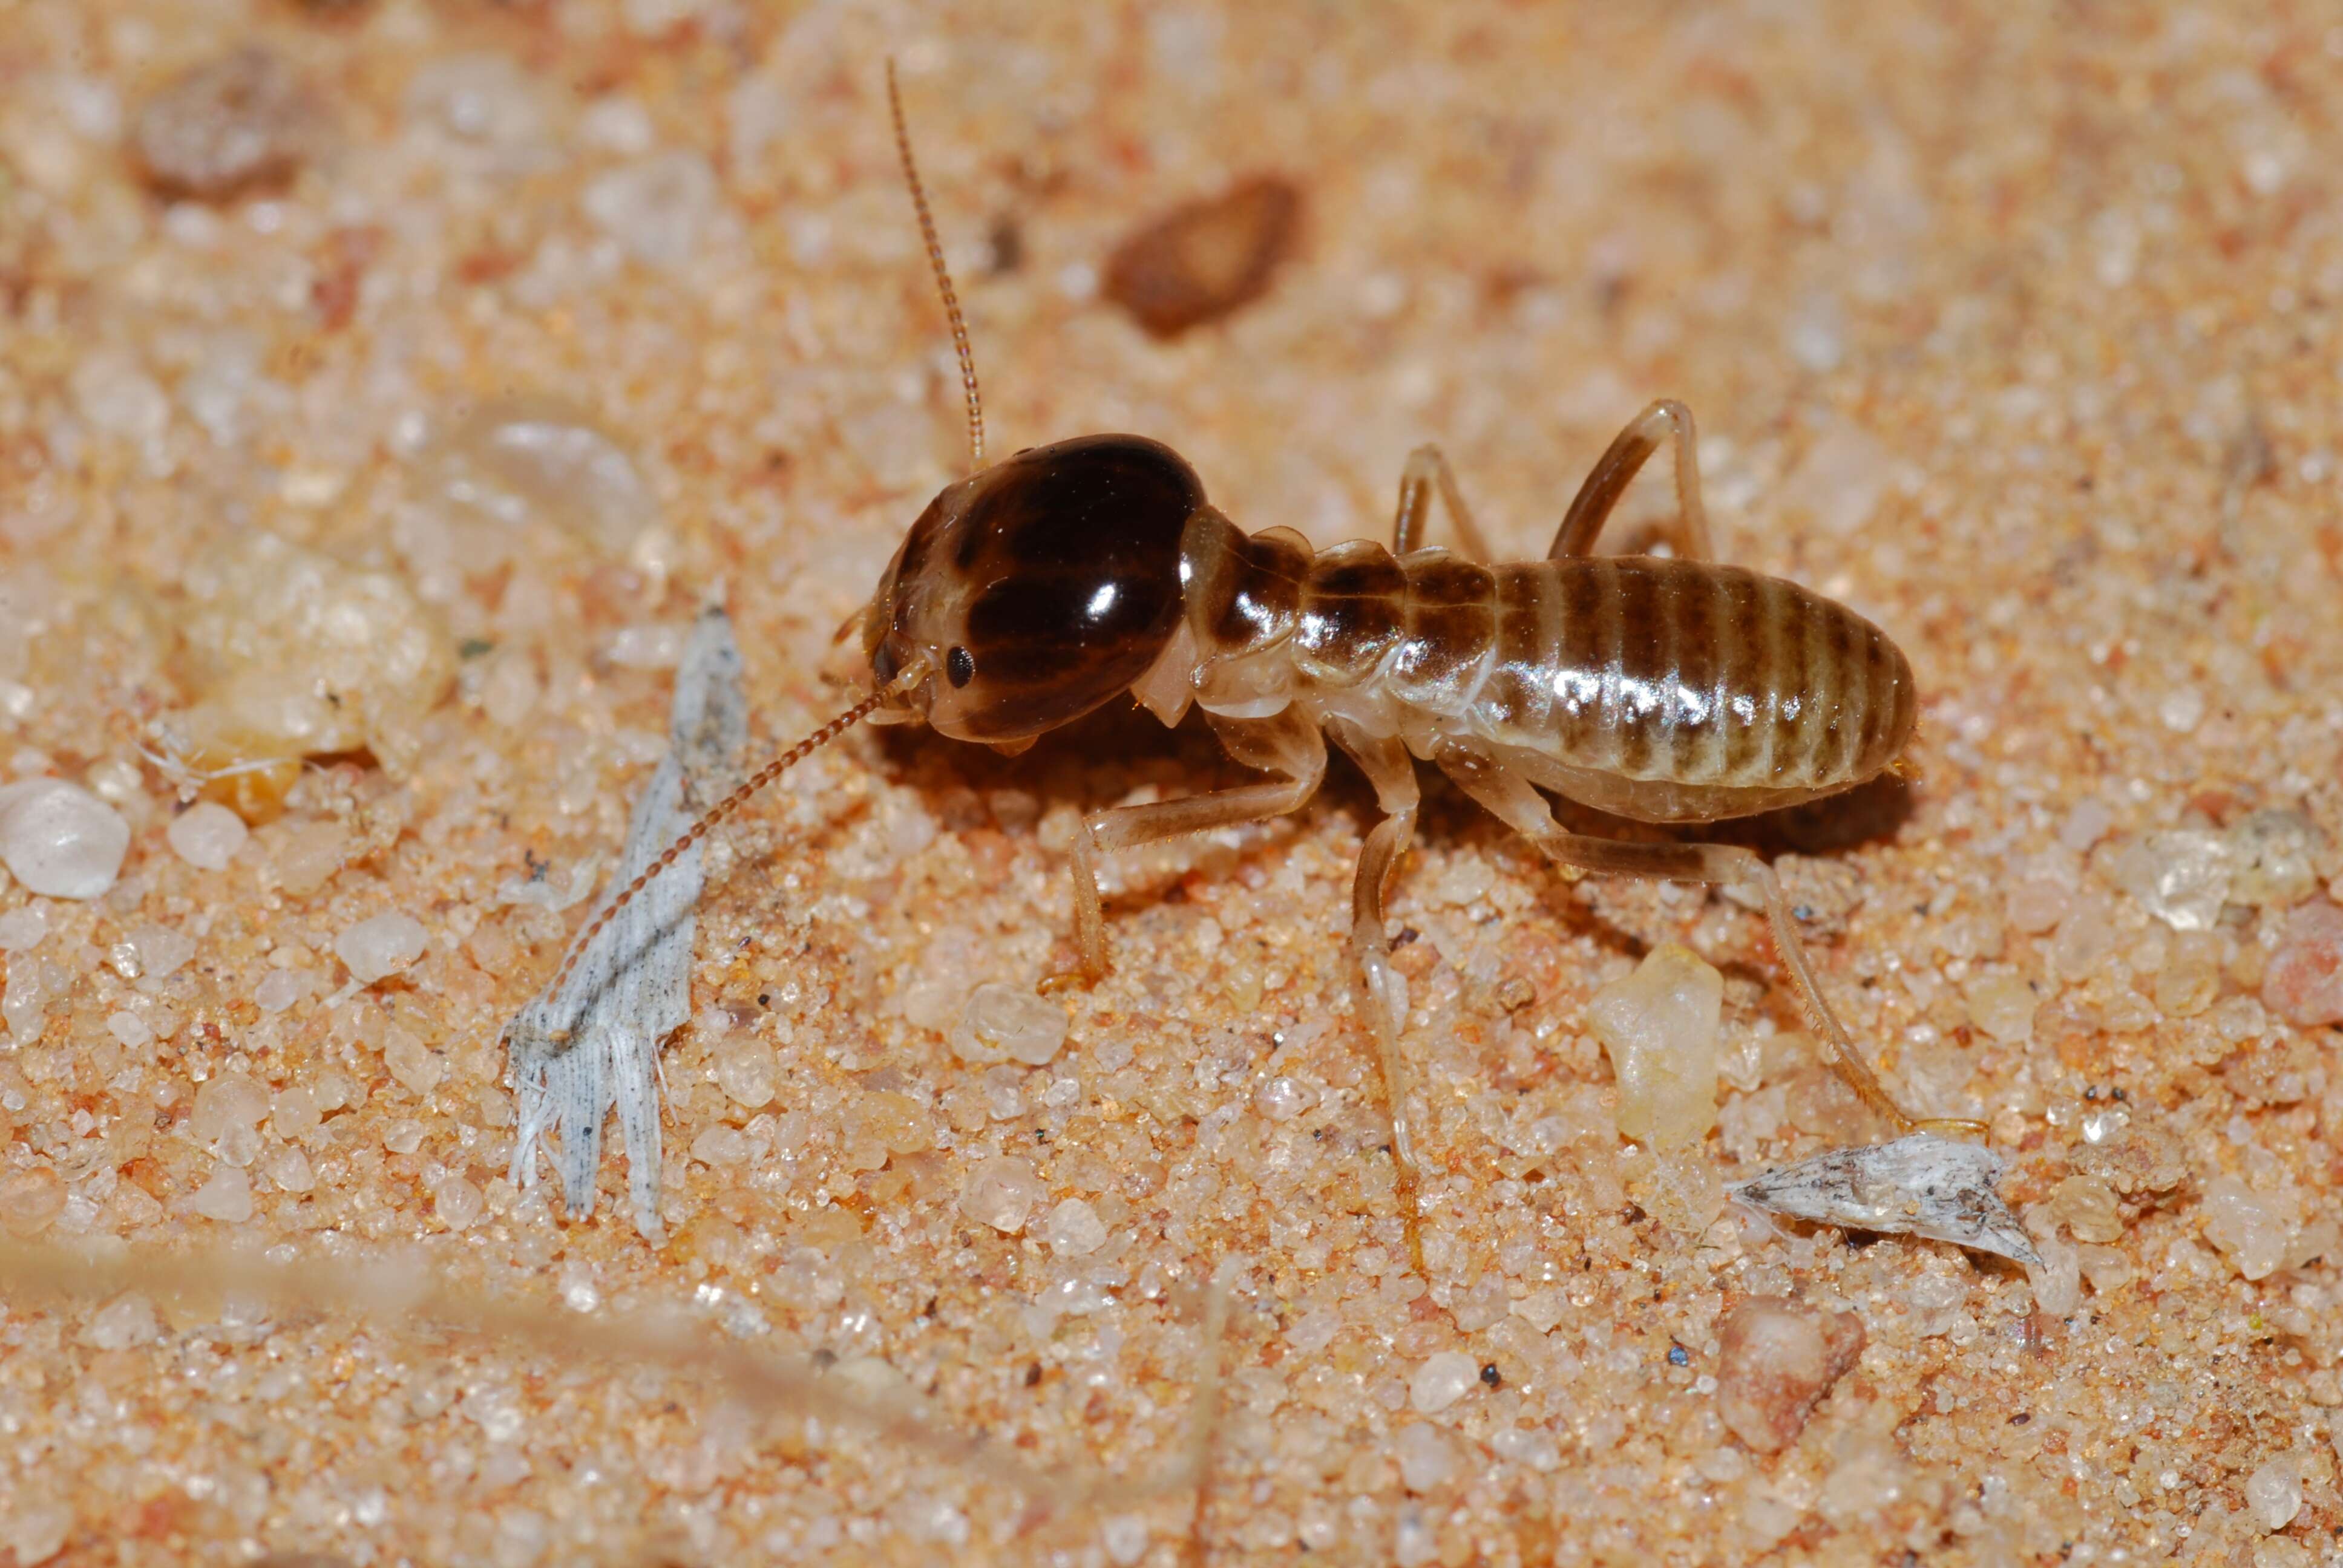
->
(542, 64, 1987, 1274)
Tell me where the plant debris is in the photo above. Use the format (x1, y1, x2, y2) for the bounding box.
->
(503, 602, 746, 1241)
(1732, 1134, 2040, 1266)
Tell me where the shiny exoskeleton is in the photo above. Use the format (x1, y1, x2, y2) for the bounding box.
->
(550, 67, 1981, 1276)
(853, 413, 1975, 1272)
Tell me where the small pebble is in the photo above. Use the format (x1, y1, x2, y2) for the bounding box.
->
(1043, 1197, 1108, 1256)
(2043, 1174, 2124, 1244)
(1587, 943, 1722, 1151)
(1490, 1425, 1562, 1472)
(428, 399, 657, 554)
(1393, 1422, 1456, 1491)
(189, 1163, 254, 1223)
(125, 924, 195, 980)
(270, 1085, 321, 1140)
(2097, 829, 2230, 932)
(2261, 900, 2343, 1027)
(2244, 1454, 2305, 1532)
(269, 822, 349, 897)
(0, 905, 48, 950)
(405, 52, 548, 158)
(1509, 1284, 1565, 1331)
(134, 47, 320, 198)
(177, 531, 454, 783)
(2070, 1123, 2189, 1199)
(958, 1155, 1044, 1233)
(433, 1175, 485, 1230)
(1408, 1350, 1481, 1415)
(382, 1027, 444, 1095)
(167, 802, 248, 869)
(2227, 810, 2324, 908)
(83, 1293, 162, 1350)
(2200, 1175, 2299, 1281)
(1103, 173, 1302, 338)
(2047, 896, 2117, 976)
(2002, 870, 2073, 934)
(712, 1033, 778, 1108)
(1253, 1076, 1314, 1122)
(1449, 1275, 1509, 1333)
(1101, 1516, 1150, 1567)
(253, 970, 310, 1013)
(3, 1501, 72, 1567)
(690, 1125, 750, 1166)
(900, 977, 969, 1031)
(2058, 797, 2113, 853)
(336, 912, 428, 984)
(267, 1146, 316, 1193)
(583, 151, 724, 269)
(951, 982, 1069, 1068)
(0, 1167, 66, 1236)
(191, 1073, 270, 1140)
(1714, 1297, 1866, 1453)
(2025, 1236, 2082, 1317)
(0, 779, 131, 899)
(1962, 972, 2036, 1045)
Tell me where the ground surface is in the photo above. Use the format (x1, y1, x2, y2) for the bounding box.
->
(3, 2, 2342, 1565)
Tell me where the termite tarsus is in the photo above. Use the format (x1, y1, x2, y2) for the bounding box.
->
(547, 64, 1986, 1273)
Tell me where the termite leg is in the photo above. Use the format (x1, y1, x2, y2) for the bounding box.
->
(1435, 745, 1985, 1140)
(1548, 398, 1714, 562)
(1392, 443, 1496, 560)
(1041, 711, 1325, 992)
(1324, 719, 1430, 1275)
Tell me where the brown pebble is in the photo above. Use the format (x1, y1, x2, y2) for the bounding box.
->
(1103, 174, 1302, 338)
(134, 47, 321, 200)
(2262, 899, 2343, 1027)
(1714, 1296, 1865, 1454)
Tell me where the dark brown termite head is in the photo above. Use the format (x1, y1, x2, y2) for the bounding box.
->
(861, 434, 1208, 742)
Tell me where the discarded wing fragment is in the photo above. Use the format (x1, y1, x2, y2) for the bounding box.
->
(1103, 174, 1302, 338)
(1732, 1134, 2041, 1267)
(504, 601, 746, 1241)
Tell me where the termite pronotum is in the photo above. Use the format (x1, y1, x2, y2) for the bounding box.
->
(541, 64, 1986, 1274)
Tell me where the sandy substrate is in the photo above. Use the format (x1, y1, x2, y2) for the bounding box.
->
(3, 2, 2342, 1564)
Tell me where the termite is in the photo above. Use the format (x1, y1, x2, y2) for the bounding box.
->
(545, 65, 1985, 1272)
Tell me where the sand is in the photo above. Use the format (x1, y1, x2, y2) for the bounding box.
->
(1, 2, 2339, 1564)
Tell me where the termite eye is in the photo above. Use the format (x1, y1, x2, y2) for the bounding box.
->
(946, 645, 976, 687)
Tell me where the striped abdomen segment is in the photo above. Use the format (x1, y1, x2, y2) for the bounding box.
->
(1286, 546, 1913, 795)
(1474, 557, 1915, 794)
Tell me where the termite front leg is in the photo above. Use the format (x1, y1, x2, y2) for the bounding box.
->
(1324, 719, 1431, 1275)
(1436, 745, 1984, 1140)
(1391, 444, 1496, 559)
(1548, 398, 1713, 563)
(1041, 710, 1326, 991)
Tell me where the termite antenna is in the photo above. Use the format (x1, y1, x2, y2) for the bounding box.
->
(539, 660, 931, 1013)
(886, 59, 986, 472)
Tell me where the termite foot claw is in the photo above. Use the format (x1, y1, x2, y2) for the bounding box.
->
(1904, 1116, 1990, 1140)
(1037, 967, 1102, 996)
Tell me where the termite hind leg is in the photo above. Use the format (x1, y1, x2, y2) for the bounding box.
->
(1434, 745, 1983, 1141)
(1547, 398, 1714, 563)
(1693, 844, 1985, 1138)
(1325, 720, 1432, 1275)
(1392, 443, 1496, 560)
(1038, 711, 1326, 994)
